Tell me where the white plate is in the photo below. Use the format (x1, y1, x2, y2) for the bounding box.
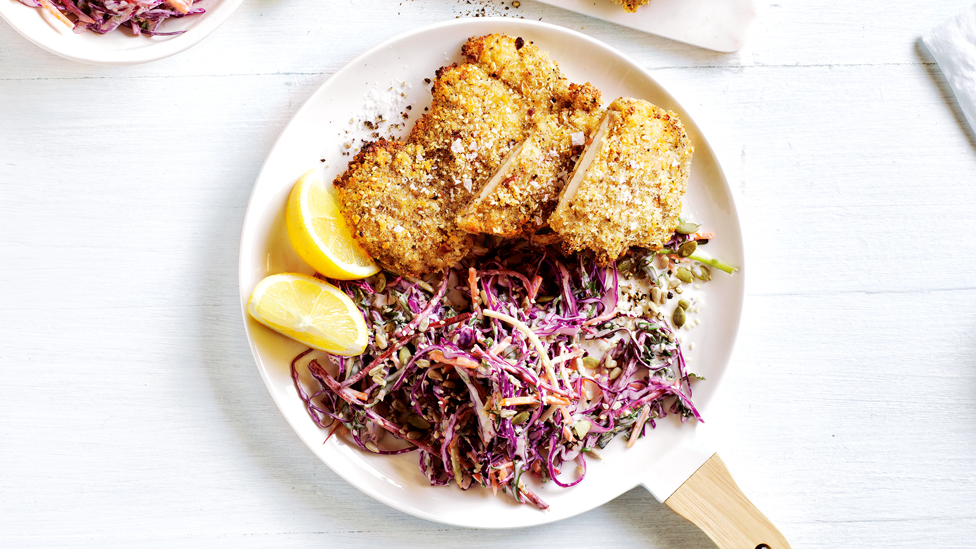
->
(239, 18, 744, 528)
(0, 0, 242, 64)
(532, 0, 758, 53)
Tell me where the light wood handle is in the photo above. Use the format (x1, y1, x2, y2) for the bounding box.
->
(664, 453, 791, 549)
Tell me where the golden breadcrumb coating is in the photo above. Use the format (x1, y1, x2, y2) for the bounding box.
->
(549, 97, 694, 264)
(457, 83, 604, 238)
(462, 34, 571, 114)
(409, 62, 532, 208)
(335, 36, 694, 274)
(613, 0, 649, 13)
(333, 140, 475, 276)
(335, 63, 531, 276)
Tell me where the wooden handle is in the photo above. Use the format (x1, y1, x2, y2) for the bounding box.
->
(664, 453, 791, 549)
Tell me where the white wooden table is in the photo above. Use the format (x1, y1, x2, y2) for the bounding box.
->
(3, 1, 975, 547)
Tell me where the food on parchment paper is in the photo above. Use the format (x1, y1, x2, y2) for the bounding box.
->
(19, 0, 204, 36)
(334, 34, 604, 275)
(549, 98, 694, 264)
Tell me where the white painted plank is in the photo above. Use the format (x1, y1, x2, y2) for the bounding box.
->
(3, 2, 976, 548)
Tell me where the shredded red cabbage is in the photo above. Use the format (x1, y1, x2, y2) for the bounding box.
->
(18, 0, 204, 36)
(291, 239, 704, 510)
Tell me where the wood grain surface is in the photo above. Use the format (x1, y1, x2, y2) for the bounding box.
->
(2, 1, 976, 547)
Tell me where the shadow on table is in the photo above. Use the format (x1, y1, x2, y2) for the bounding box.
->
(915, 37, 976, 154)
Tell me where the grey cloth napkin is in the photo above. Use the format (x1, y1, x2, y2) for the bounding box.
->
(923, 4, 976, 133)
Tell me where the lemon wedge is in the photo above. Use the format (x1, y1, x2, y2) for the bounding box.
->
(286, 169, 379, 280)
(247, 273, 368, 355)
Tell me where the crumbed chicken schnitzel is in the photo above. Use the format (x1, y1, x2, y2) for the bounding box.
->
(457, 82, 604, 238)
(336, 34, 606, 273)
(335, 35, 693, 273)
(334, 62, 530, 275)
(410, 62, 532, 205)
(462, 34, 571, 115)
(333, 140, 476, 276)
(548, 97, 694, 264)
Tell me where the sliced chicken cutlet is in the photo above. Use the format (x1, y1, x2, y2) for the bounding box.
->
(409, 62, 531, 206)
(457, 83, 604, 238)
(549, 97, 694, 264)
(335, 63, 530, 276)
(333, 140, 474, 276)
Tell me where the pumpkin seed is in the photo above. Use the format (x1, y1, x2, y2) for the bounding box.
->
(536, 295, 556, 303)
(672, 306, 686, 328)
(405, 431, 422, 440)
(364, 441, 379, 453)
(375, 272, 387, 293)
(392, 399, 407, 412)
(676, 267, 694, 283)
(694, 266, 711, 281)
(398, 347, 412, 365)
(618, 258, 634, 272)
(573, 420, 591, 438)
(678, 241, 698, 258)
(415, 359, 431, 369)
(677, 299, 690, 310)
(419, 317, 430, 332)
(407, 414, 431, 430)
(582, 356, 600, 369)
(511, 411, 531, 425)
(442, 380, 456, 389)
(427, 369, 443, 381)
(676, 222, 700, 235)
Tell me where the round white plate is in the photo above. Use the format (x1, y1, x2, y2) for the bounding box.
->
(239, 18, 744, 528)
(0, 0, 241, 64)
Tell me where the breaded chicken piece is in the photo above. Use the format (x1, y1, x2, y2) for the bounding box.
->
(462, 34, 571, 114)
(333, 140, 475, 276)
(409, 62, 531, 207)
(335, 63, 531, 276)
(613, 0, 649, 13)
(457, 83, 604, 238)
(549, 98, 694, 264)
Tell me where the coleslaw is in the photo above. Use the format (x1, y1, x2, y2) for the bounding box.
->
(290, 235, 718, 509)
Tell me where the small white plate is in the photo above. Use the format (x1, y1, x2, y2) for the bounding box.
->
(240, 18, 744, 528)
(0, 0, 242, 64)
(532, 0, 758, 53)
